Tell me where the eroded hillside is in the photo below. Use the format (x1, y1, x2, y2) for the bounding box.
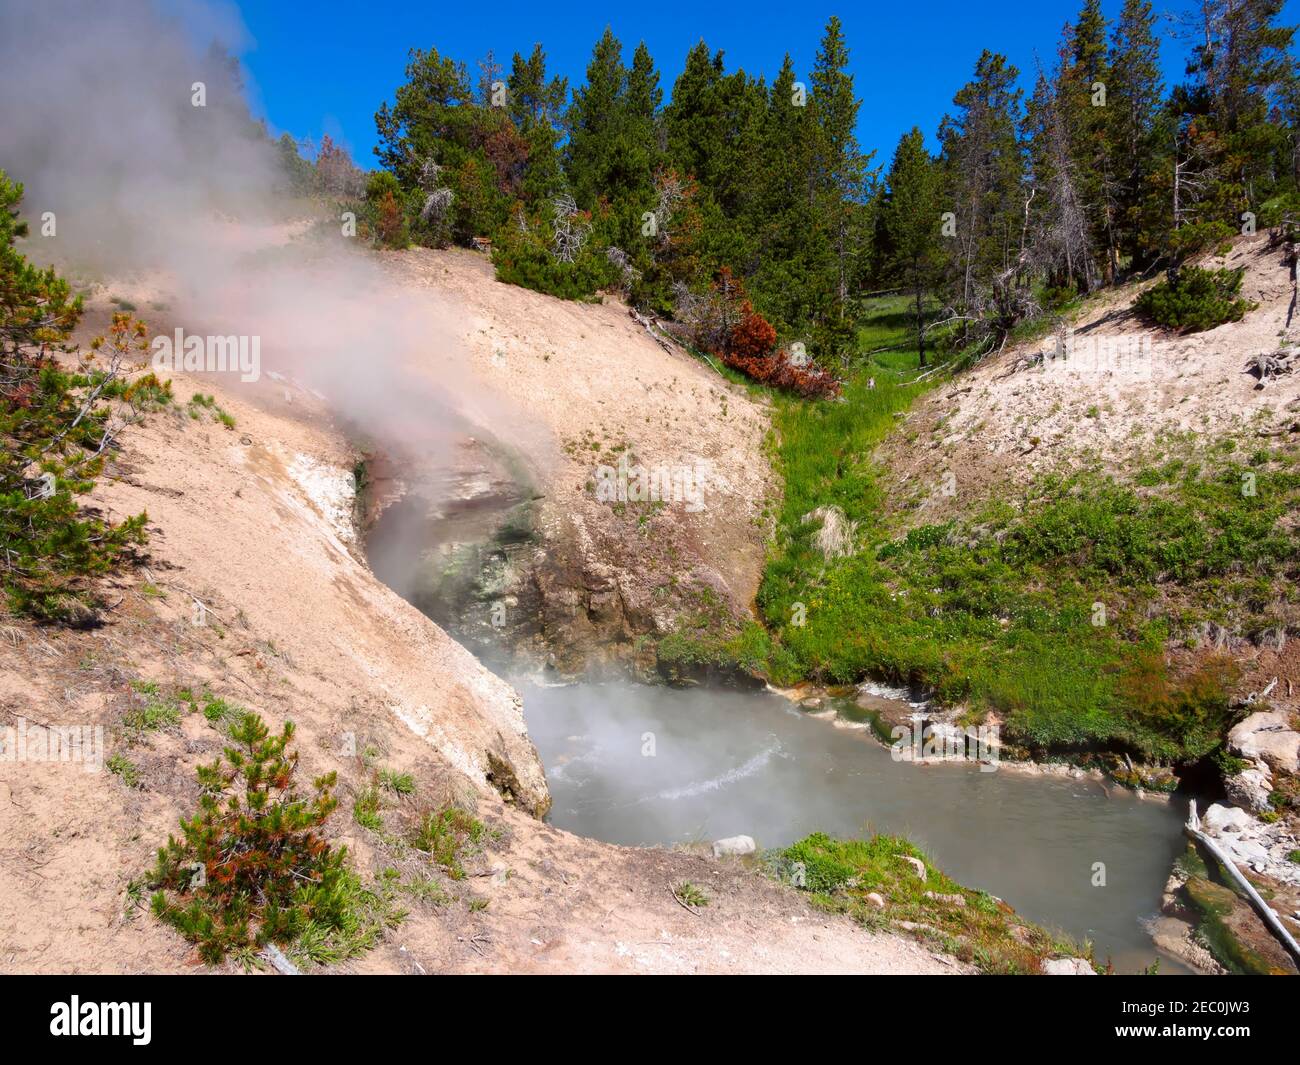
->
(0, 282, 965, 976)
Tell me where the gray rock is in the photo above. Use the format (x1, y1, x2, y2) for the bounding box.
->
(711, 835, 756, 858)
(1224, 763, 1274, 814)
(900, 855, 927, 881)
(1041, 957, 1096, 975)
(1203, 803, 1253, 834)
(924, 891, 967, 907)
(1228, 711, 1300, 774)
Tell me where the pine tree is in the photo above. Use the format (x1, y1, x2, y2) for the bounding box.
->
(1107, 0, 1164, 266)
(1024, 66, 1098, 294)
(1173, 0, 1298, 229)
(746, 55, 826, 333)
(565, 27, 630, 208)
(881, 128, 943, 365)
(1, 170, 149, 622)
(809, 17, 873, 329)
(374, 47, 474, 186)
(938, 50, 1028, 336)
(507, 44, 568, 206)
(664, 41, 725, 193)
(1061, 0, 1116, 282)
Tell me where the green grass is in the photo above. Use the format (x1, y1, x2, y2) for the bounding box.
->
(408, 805, 487, 880)
(124, 684, 184, 732)
(378, 769, 416, 795)
(1183, 875, 1279, 975)
(107, 752, 140, 788)
(775, 833, 1090, 974)
(284, 867, 406, 969)
(201, 695, 244, 732)
(353, 787, 383, 831)
(673, 882, 709, 907)
(748, 301, 1300, 765)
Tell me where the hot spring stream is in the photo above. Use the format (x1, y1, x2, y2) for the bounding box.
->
(367, 473, 1193, 974)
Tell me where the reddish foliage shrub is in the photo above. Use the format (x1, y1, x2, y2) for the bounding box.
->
(679, 269, 840, 398)
(729, 307, 777, 360)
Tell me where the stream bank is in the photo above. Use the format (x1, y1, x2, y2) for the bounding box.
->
(359, 441, 1220, 973)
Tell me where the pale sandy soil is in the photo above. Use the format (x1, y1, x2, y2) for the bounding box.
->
(881, 235, 1300, 527)
(0, 282, 956, 976)
(878, 233, 1300, 705)
(379, 249, 776, 645)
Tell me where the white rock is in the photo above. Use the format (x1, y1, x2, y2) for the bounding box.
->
(1228, 711, 1300, 774)
(1224, 763, 1274, 814)
(900, 856, 927, 881)
(712, 835, 756, 858)
(866, 892, 886, 909)
(924, 891, 967, 907)
(1224, 838, 1270, 865)
(1202, 803, 1253, 834)
(1042, 958, 1096, 975)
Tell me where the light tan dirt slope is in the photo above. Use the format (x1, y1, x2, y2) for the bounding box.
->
(881, 234, 1300, 525)
(0, 290, 957, 975)
(379, 248, 776, 671)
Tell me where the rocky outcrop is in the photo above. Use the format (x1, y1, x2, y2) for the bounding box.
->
(1228, 710, 1300, 775)
(1041, 957, 1095, 975)
(712, 835, 757, 858)
(1224, 762, 1276, 814)
(1199, 802, 1300, 886)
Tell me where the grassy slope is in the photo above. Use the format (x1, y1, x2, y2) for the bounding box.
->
(774, 832, 1094, 974)
(690, 296, 1300, 769)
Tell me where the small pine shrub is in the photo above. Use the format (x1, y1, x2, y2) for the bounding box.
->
(147, 714, 373, 964)
(1164, 221, 1236, 261)
(491, 208, 613, 301)
(1135, 266, 1255, 332)
(408, 804, 485, 880)
(2, 171, 150, 623)
(362, 171, 410, 249)
(107, 753, 140, 788)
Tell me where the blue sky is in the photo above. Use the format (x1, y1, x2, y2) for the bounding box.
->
(226, 0, 1293, 169)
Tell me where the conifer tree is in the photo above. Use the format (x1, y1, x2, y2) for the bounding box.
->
(809, 17, 873, 329)
(507, 44, 568, 206)
(1106, 0, 1164, 266)
(881, 128, 943, 365)
(938, 51, 1027, 335)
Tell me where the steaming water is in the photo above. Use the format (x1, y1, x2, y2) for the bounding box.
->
(366, 471, 1193, 974)
(517, 677, 1191, 974)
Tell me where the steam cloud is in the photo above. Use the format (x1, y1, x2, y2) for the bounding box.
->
(0, 0, 530, 465)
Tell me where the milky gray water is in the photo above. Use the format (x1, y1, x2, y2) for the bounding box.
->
(517, 677, 1191, 974)
(366, 475, 1192, 974)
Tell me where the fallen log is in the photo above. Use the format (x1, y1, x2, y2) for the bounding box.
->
(1184, 800, 1300, 967)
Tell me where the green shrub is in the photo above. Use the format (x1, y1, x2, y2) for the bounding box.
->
(1135, 266, 1255, 332)
(1164, 221, 1236, 261)
(146, 714, 390, 965)
(491, 201, 614, 300)
(361, 171, 410, 249)
(1, 169, 149, 623)
(408, 804, 486, 880)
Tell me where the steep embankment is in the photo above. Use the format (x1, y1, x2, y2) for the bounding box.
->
(373, 248, 775, 677)
(0, 289, 964, 975)
(878, 235, 1300, 707)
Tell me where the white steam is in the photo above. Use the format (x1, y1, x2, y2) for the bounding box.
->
(0, 0, 518, 464)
